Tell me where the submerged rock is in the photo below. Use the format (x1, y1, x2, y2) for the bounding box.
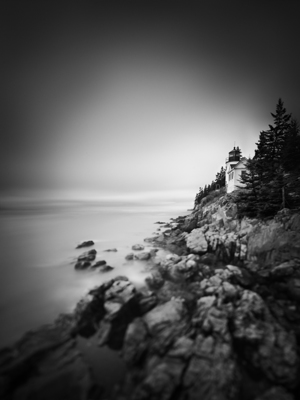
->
(132, 244, 145, 251)
(98, 265, 114, 272)
(104, 248, 118, 252)
(91, 260, 106, 268)
(125, 253, 134, 260)
(75, 261, 91, 270)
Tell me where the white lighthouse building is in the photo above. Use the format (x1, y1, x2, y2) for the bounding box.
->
(225, 146, 247, 193)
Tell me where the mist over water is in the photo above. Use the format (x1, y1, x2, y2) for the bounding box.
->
(0, 196, 190, 348)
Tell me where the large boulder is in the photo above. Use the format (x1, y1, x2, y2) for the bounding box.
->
(186, 228, 208, 254)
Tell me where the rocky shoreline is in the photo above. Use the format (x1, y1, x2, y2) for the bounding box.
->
(1, 191, 300, 400)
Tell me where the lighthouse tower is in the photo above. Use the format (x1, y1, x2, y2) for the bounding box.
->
(225, 146, 241, 169)
(225, 146, 247, 193)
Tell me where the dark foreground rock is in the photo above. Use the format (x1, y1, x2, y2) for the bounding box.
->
(2, 194, 300, 400)
(0, 323, 97, 400)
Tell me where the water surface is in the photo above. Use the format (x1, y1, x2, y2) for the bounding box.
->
(0, 198, 190, 347)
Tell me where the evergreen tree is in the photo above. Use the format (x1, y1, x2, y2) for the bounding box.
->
(215, 166, 226, 188)
(236, 158, 261, 217)
(253, 99, 292, 215)
(282, 119, 300, 173)
(282, 119, 300, 208)
(236, 99, 298, 217)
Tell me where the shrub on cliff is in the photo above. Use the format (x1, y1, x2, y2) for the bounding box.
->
(200, 187, 226, 207)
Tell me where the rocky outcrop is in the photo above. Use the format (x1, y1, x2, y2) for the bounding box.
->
(75, 249, 97, 269)
(247, 211, 300, 268)
(2, 193, 300, 400)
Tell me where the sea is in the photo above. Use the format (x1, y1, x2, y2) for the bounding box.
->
(0, 198, 191, 349)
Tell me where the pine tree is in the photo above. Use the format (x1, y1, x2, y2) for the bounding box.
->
(236, 158, 261, 217)
(253, 99, 292, 216)
(236, 99, 297, 217)
(255, 99, 290, 176)
(215, 166, 226, 188)
(282, 119, 300, 173)
(282, 119, 300, 208)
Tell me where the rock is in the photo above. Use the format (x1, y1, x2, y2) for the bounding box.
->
(185, 259, 197, 269)
(182, 332, 239, 400)
(98, 265, 114, 272)
(134, 251, 151, 260)
(271, 260, 296, 278)
(197, 295, 216, 309)
(91, 260, 106, 268)
(143, 298, 186, 333)
(0, 326, 96, 400)
(78, 250, 96, 262)
(129, 360, 185, 400)
(167, 336, 194, 359)
(222, 281, 238, 298)
(132, 244, 145, 251)
(104, 248, 117, 252)
(186, 228, 208, 254)
(254, 386, 295, 400)
(88, 249, 97, 255)
(122, 318, 149, 365)
(232, 290, 298, 386)
(125, 253, 134, 260)
(287, 278, 300, 300)
(149, 248, 159, 257)
(247, 219, 300, 267)
(76, 240, 94, 249)
(178, 213, 198, 233)
(166, 253, 181, 263)
(144, 237, 156, 243)
(137, 293, 158, 314)
(105, 280, 136, 303)
(74, 261, 91, 270)
(145, 272, 165, 290)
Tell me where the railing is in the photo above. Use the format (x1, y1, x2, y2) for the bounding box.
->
(225, 156, 240, 163)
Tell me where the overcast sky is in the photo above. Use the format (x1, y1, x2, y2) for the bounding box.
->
(1, 1, 300, 202)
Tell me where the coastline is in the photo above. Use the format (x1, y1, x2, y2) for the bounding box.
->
(1, 193, 300, 400)
(0, 199, 190, 348)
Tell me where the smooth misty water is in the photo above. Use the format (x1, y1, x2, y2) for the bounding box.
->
(0, 199, 190, 348)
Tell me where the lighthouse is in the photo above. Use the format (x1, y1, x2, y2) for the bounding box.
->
(225, 146, 247, 193)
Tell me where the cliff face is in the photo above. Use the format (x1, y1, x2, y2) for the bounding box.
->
(1, 194, 300, 400)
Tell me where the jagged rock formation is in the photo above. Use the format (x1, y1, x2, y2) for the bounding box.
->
(1, 192, 300, 400)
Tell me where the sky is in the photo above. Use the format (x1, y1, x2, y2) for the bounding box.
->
(1, 1, 300, 202)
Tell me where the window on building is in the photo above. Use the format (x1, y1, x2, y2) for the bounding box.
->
(241, 170, 246, 179)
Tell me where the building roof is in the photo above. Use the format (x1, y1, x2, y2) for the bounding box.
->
(227, 157, 247, 173)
